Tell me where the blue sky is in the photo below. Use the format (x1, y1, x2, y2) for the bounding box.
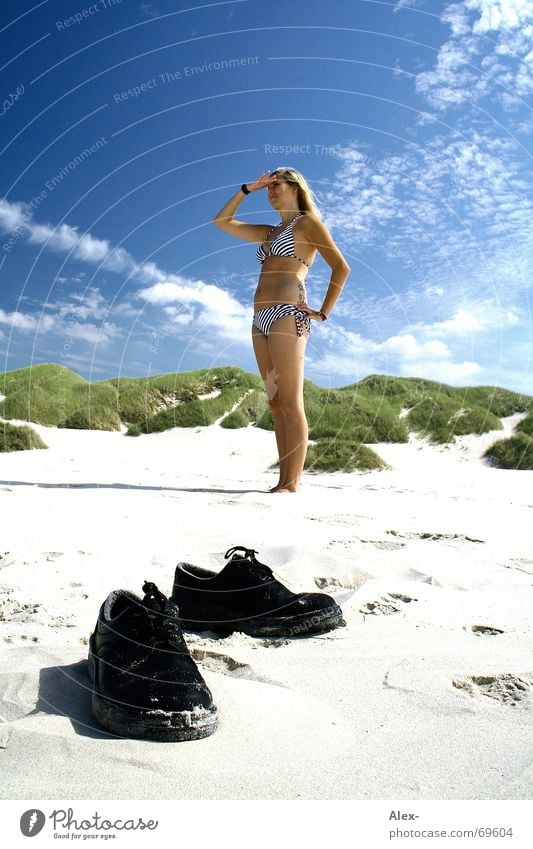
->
(0, 0, 531, 393)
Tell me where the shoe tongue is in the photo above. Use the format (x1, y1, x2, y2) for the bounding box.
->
(227, 551, 272, 582)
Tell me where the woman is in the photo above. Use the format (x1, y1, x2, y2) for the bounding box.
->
(213, 168, 350, 492)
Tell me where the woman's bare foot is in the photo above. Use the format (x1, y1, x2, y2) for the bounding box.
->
(273, 484, 300, 493)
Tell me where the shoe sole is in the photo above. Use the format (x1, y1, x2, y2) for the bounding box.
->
(179, 603, 346, 638)
(88, 645, 218, 742)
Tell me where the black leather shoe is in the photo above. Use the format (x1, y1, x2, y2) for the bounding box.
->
(171, 546, 346, 637)
(88, 581, 218, 741)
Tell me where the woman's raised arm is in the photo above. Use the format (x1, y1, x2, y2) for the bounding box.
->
(212, 171, 275, 243)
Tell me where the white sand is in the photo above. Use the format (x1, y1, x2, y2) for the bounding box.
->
(0, 416, 532, 800)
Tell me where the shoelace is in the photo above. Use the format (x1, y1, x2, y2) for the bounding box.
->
(141, 581, 184, 645)
(224, 546, 274, 583)
(142, 581, 169, 610)
(225, 545, 257, 560)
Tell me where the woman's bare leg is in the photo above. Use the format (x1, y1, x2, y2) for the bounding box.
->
(252, 328, 289, 490)
(266, 316, 309, 492)
(271, 410, 289, 490)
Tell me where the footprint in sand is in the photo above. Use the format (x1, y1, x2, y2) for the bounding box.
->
(314, 570, 369, 593)
(0, 598, 41, 622)
(0, 595, 74, 628)
(360, 592, 418, 616)
(452, 673, 533, 707)
(315, 577, 345, 589)
(469, 625, 505, 636)
(189, 647, 285, 687)
(360, 539, 405, 551)
(2, 635, 39, 643)
(503, 558, 533, 575)
(407, 569, 440, 585)
(387, 530, 485, 545)
(190, 647, 250, 674)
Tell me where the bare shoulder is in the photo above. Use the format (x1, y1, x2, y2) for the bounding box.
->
(296, 213, 348, 269)
(298, 212, 321, 229)
(297, 213, 334, 244)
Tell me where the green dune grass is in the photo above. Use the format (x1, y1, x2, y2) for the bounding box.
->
(2, 363, 532, 469)
(347, 375, 528, 443)
(219, 389, 269, 429)
(515, 412, 533, 437)
(124, 368, 263, 433)
(305, 439, 388, 472)
(0, 363, 86, 426)
(483, 432, 533, 470)
(1, 422, 47, 452)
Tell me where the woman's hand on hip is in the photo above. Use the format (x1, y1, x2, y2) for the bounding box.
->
(295, 303, 326, 321)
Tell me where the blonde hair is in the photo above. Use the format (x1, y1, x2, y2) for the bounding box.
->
(272, 167, 321, 217)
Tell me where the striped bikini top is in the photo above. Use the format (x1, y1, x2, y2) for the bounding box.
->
(256, 213, 309, 268)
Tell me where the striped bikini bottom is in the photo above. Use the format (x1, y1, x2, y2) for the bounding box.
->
(252, 303, 311, 338)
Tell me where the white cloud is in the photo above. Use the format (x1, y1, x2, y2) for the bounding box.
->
(414, 304, 523, 339)
(0, 198, 27, 233)
(27, 222, 78, 252)
(0, 198, 253, 346)
(66, 322, 120, 345)
(398, 358, 482, 381)
(308, 353, 370, 379)
(466, 0, 532, 32)
(112, 300, 141, 318)
(0, 308, 55, 333)
(504, 308, 520, 326)
(380, 333, 451, 359)
(394, 0, 421, 11)
(415, 1, 533, 109)
(26, 221, 136, 272)
(163, 306, 195, 326)
(0, 199, 145, 279)
(136, 261, 167, 284)
(322, 135, 532, 317)
(63, 288, 110, 321)
(140, 279, 227, 311)
(425, 285, 445, 297)
(0, 289, 121, 349)
(138, 278, 253, 342)
(442, 4, 472, 36)
(422, 308, 484, 335)
(309, 324, 480, 385)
